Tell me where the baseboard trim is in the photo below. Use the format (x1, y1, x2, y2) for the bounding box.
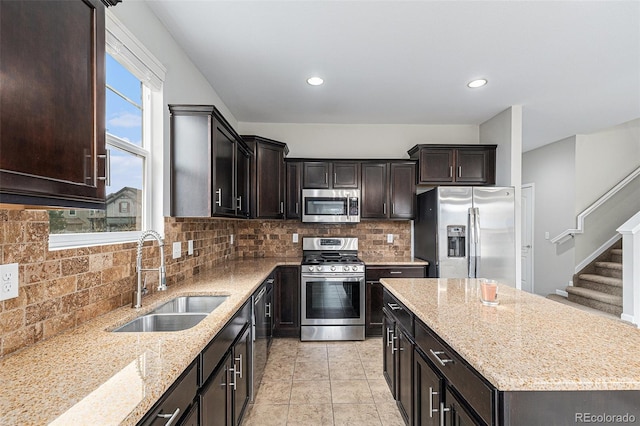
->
(621, 313, 638, 326)
(575, 234, 622, 273)
(556, 289, 569, 297)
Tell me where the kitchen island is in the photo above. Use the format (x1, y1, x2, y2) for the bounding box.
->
(380, 278, 640, 425)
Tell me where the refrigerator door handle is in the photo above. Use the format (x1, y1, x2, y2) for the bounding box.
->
(468, 208, 477, 278)
(474, 208, 481, 277)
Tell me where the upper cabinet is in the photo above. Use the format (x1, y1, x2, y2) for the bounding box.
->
(242, 135, 289, 219)
(408, 144, 496, 185)
(169, 105, 251, 218)
(0, 0, 109, 209)
(361, 161, 416, 220)
(285, 160, 302, 219)
(302, 161, 360, 189)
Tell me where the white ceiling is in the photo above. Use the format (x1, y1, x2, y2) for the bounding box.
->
(145, 0, 640, 152)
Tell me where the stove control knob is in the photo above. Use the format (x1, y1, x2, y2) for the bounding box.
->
(316, 266, 323, 272)
(343, 265, 350, 272)
(308, 266, 315, 272)
(331, 266, 336, 272)
(352, 266, 359, 272)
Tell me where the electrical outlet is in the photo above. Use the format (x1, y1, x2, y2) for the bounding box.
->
(0, 263, 19, 301)
(188, 240, 194, 255)
(387, 234, 394, 244)
(545, 232, 550, 240)
(172, 241, 182, 259)
(292, 233, 299, 243)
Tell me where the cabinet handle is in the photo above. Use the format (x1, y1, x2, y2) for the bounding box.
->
(440, 402, 451, 426)
(229, 366, 237, 391)
(295, 202, 299, 214)
(266, 278, 275, 284)
(389, 271, 403, 275)
(449, 166, 453, 178)
(97, 149, 111, 186)
(236, 196, 242, 210)
(334, 172, 337, 184)
(235, 354, 243, 378)
(387, 302, 402, 311)
(280, 201, 284, 214)
(157, 408, 180, 426)
(458, 166, 462, 177)
(429, 349, 453, 367)
(383, 202, 387, 215)
(391, 335, 398, 353)
(429, 387, 439, 418)
(266, 303, 271, 318)
(392, 203, 395, 215)
(325, 172, 328, 184)
(386, 327, 394, 347)
(216, 188, 222, 206)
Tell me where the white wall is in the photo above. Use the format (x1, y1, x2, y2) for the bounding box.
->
(522, 136, 577, 296)
(110, 2, 237, 216)
(237, 122, 479, 158)
(479, 106, 523, 288)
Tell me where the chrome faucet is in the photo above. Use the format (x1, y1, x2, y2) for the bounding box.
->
(134, 230, 167, 308)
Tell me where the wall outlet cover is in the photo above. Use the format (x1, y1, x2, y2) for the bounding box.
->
(188, 240, 194, 255)
(172, 241, 181, 259)
(292, 233, 299, 243)
(0, 263, 19, 301)
(230, 234, 234, 245)
(387, 234, 394, 243)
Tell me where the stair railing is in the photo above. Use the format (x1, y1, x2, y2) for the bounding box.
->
(551, 166, 640, 244)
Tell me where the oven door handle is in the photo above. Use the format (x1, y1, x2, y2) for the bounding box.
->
(301, 274, 364, 281)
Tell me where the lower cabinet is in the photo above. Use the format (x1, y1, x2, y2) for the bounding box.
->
(414, 348, 441, 426)
(274, 265, 300, 337)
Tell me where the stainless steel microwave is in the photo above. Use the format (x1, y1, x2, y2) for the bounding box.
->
(301, 189, 360, 223)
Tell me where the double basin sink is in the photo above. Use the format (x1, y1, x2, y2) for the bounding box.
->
(113, 295, 228, 333)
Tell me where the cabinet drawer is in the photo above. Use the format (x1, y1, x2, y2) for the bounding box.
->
(415, 320, 494, 426)
(366, 266, 426, 281)
(201, 300, 251, 384)
(140, 360, 198, 426)
(383, 290, 413, 335)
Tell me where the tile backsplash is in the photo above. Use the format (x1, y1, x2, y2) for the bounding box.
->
(0, 209, 411, 357)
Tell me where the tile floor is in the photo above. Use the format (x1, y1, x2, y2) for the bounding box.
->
(243, 337, 405, 426)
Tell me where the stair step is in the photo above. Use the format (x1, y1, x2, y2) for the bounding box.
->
(566, 286, 622, 316)
(610, 248, 623, 263)
(595, 261, 623, 279)
(546, 294, 620, 320)
(577, 273, 622, 296)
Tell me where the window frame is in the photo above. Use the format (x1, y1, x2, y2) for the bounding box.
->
(49, 11, 166, 251)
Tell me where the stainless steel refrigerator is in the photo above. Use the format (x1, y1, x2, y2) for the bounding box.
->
(414, 186, 516, 286)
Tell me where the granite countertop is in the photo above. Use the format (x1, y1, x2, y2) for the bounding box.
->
(0, 258, 300, 426)
(380, 278, 640, 392)
(360, 257, 429, 266)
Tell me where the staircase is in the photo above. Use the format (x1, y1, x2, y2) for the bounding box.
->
(549, 242, 623, 317)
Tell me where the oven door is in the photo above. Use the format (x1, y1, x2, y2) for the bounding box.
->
(300, 274, 365, 325)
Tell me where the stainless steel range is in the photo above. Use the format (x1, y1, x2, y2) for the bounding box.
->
(300, 237, 365, 341)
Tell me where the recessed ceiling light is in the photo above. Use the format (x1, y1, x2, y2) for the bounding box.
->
(307, 76, 324, 86)
(467, 79, 488, 88)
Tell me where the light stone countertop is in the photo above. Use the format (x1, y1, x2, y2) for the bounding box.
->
(380, 278, 640, 392)
(0, 258, 300, 426)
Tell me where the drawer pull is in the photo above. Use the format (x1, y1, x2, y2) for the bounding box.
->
(235, 354, 243, 378)
(157, 408, 180, 426)
(389, 271, 403, 275)
(429, 386, 439, 418)
(387, 302, 402, 311)
(386, 327, 394, 347)
(440, 402, 451, 426)
(391, 335, 398, 353)
(429, 349, 453, 367)
(229, 366, 237, 391)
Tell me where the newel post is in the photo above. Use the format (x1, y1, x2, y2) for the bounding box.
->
(618, 211, 640, 326)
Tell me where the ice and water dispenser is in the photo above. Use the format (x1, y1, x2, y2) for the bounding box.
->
(447, 225, 466, 257)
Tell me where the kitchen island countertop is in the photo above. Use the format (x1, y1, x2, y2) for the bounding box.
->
(380, 278, 640, 392)
(0, 258, 299, 426)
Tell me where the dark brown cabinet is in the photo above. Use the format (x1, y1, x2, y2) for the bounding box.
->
(408, 144, 496, 186)
(274, 266, 300, 337)
(243, 136, 288, 219)
(414, 348, 442, 426)
(361, 161, 416, 219)
(0, 0, 109, 209)
(365, 265, 426, 337)
(302, 161, 360, 189)
(285, 161, 302, 219)
(169, 105, 252, 218)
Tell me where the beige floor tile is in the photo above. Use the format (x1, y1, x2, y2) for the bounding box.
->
(367, 379, 396, 405)
(328, 344, 360, 360)
(331, 379, 374, 404)
(332, 404, 382, 426)
(296, 345, 328, 362)
(293, 360, 330, 380)
(361, 359, 385, 380)
(253, 381, 293, 405)
(376, 402, 406, 426)
(286, 404, 334, 425)
(289, 380, 332, 404)
(329, 359, 366, 380)
(262, 357, 296, 382)
(242, 404, 289, 426)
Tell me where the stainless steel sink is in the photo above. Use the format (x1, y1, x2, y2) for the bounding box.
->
(112, 313, 208, 332)
(150, 295, 229, 314)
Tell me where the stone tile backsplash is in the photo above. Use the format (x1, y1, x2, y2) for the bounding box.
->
(0, 209, 410, 357)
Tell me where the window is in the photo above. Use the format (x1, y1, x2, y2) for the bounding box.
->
(48, 11, 166, 250)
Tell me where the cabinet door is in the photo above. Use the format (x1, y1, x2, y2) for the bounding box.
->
(418, 148, 455, 184)
(389, 162, 416, 219)
(396, 327, 413, 425)
(443, 387, 482, 426)
(365, 281, 384, 337)
(236, 145, 250, 217)
(232, 326, 251, 426)
(181, 401, 199, 426)
(382, 309, 396, 395)
(0, 0, 106, 209)
(333, 162, 360, 188)
(361, 162, 389, 218)
(455, 149, 490, 184)
(285, 161, 302, 219)
(213, 122, 236, 216)
(303, 161, 331, 188)
(274, 266, 300, 337)
(255, 143, 285, 218)
(414, 349, 442, 426)
(201, 353, 232, 426)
